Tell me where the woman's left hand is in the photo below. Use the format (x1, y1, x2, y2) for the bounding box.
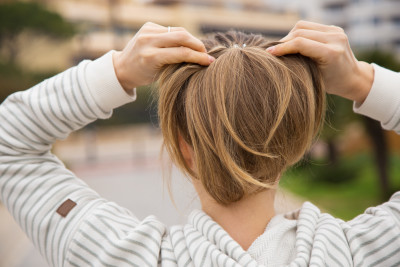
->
(267, 21, 373, 103)
(113, 22, 214, 91)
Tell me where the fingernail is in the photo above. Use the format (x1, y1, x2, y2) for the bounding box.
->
(266, 46, 275, 53)
(208, 55, 215, 63)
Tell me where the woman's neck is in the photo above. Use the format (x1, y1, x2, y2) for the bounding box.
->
(193, 181, 276, 250)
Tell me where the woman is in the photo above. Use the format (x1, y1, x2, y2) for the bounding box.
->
(0, 21, 399, 266)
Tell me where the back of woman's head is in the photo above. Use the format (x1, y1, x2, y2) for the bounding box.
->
(158, 31, 325, 205)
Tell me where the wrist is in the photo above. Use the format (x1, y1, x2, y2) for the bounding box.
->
(351, 61, 374, 104)
(86, 51, 137, 111)
(112, 51, 136, 93)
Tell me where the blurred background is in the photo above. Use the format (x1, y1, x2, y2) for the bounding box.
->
(1, 0, 400, 266)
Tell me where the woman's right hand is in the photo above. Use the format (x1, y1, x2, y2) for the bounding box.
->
(112, 22, 214, 92)
(267, 21, 374, 104)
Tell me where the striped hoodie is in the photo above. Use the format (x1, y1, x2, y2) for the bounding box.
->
(1, 51, 400, 267)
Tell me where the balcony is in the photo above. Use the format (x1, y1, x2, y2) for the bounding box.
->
(320, 9, 347, 27)
(348, 22, 400, 48)
(347, 1, 400, 21)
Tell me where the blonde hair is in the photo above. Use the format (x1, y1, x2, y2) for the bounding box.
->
(158, 31, 325, 205)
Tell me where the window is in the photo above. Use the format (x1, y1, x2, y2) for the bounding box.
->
(392, 16, 400, 25)
(372, 16, 381, 25)
(324, 2, 346, 11)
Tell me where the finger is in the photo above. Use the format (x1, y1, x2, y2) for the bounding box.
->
(281, 29, 341, 43)
(267, 37, 330, 61)
(137, 22, 184, 36)
(158, 47, 214, 66)
(281, 20, 343, 42)
(139, 22, 165, 33)
(136, 32, 206, 53)
(144, 26, 186, 34)
(163, 27, 206, 53)
(166, 26, 186, 32)
(153, 31, 207, 53)
(290, 20, 343, 34)
(137, 24, 207, 52)
(140, 23, 187, 34)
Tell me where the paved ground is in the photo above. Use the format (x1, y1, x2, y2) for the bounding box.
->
(0, 125, 304, 267)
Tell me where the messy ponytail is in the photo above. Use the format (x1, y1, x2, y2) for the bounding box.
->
(158, 31, 325, 205)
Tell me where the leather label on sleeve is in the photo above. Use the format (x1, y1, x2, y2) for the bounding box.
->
(56, 199, 77, 218)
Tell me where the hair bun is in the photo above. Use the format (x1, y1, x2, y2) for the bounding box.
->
(158, 31, 325, 205)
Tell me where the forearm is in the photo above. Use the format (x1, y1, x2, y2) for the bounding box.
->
(0, 51, 136, 266)
(354, 64, 400, 133)
(0, 22, 213, 266)
(0, 51, 134, 155)
(349, 61, 374, 104)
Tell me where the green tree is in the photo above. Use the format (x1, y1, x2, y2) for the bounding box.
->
(305, 50, 400, 199)
(0, 1, 75, 103)
(322, 95, 357, 165)
(356, 50, 400, 198)
(0, 1, 75, 63)
(314, 50, 400, 198)
(302, 94, 360, 185)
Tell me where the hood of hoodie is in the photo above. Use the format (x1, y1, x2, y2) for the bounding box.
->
(166, 202, 352, 267)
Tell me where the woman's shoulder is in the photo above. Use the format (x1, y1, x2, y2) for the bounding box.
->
(291, 193, 400, 266)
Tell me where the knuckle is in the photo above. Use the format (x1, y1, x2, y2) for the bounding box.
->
(329, 46, 344, 56)
(336, 47, 345, 54)
(136, 34, 151, 44)
(337, 32, 349, 43)
(143, 21, 154, 28)
(179, 47, 191, 58)
(175, 26, 186, 32)
(140, 49, 155, 61)
(331, 25, 344, 32)
(293, 37, 306, 45)
(177, 30, 190, 40)
(295, 20, 307, 29)
(291, 29, 304, 38)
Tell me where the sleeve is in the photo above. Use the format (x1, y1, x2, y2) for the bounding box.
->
(354, 63, 400, 133)
(0, 51, 166, 267)
(345, 192, 400, 266)
(350, 64, 400, 265)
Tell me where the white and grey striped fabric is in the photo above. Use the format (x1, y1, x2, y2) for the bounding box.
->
(1, 52, 400, 267)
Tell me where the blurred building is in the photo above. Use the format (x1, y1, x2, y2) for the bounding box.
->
(37, 0, 298, 64)
(265, 0, 400, 55)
